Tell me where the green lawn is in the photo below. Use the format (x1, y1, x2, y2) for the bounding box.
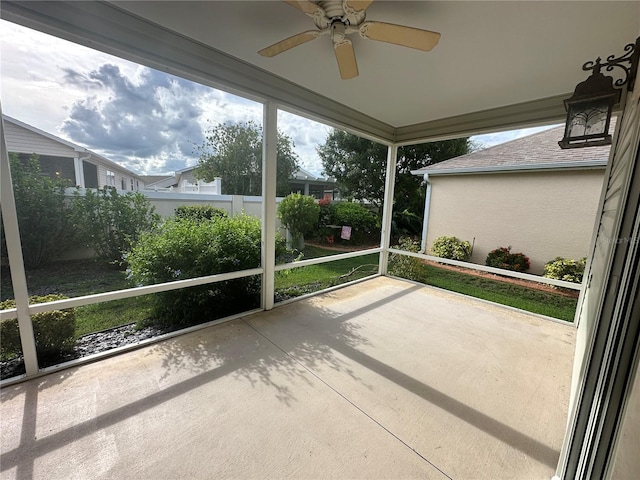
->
(0, 246, 578, 340)
(275, 248, 379, 300)
(1, 261, 154, 337)
(395, 261, 578, 322)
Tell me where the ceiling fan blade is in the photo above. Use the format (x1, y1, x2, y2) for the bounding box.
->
(359, 21, 441, 51)
(283, 0, 324, 16)
(334, 39, 359, 80)
(343, 0, 374, 13)
(258, 31, 321, 57)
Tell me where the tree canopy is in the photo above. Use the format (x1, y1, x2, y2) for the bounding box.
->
(318, 130, 472, 214)
(195, 121, 299, 196)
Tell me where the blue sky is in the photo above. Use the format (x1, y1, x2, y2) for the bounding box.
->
(1, 20, 557, 176)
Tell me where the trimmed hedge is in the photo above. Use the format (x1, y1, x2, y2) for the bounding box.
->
(388, 237, 425, 282)
(277, 193, 320, 240)
(544, 257, 586, 283)
(0, 294, 76, 361)
(127, 214, 289, 328)
(175, 205, 228, 222)
(431, 236, 472, 261)
(486, 246, 530, 273)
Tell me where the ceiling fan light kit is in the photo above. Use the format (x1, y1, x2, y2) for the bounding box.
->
(259, 0, 441, 80)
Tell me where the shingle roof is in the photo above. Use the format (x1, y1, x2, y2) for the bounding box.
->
(140, 175, 173, 185)
(412, 123, 612, 176)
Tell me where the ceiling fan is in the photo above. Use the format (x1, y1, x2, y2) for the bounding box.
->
(258, 0, 441, 80)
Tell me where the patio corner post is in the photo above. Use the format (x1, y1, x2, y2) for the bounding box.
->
(379, 143, 398, 275)
(420, 173, 432, 253)
(261, 101, 277, 310)
(0, 113, 39, 375)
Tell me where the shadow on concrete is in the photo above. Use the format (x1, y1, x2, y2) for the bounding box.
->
(1, 278, 566, 478)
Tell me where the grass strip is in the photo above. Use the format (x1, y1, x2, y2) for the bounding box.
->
(420, 263, 577, 322)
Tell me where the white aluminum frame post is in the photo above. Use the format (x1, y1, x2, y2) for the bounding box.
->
(378, 144, 398, 275)
(261, 101, 278, 311)
(0, 113, 39, 375)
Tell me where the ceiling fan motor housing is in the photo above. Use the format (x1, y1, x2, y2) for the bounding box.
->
(314, 0, 367, 29)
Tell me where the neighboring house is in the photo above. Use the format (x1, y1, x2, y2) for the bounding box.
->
(289, 167, 338, 200)
(3, 115, 145, 191)
(412, 125, 611, 274)
(142, 165, 337, 199)
(141, 166, 221, 194)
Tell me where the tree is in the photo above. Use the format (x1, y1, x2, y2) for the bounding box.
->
(1, 153, 76, 269)
(317, 131, 387, 207)
(195, 121, 300, 196)
(70, 187, 160, 267)
(277, 193, 319, 247)
(318, 130, 472, 211)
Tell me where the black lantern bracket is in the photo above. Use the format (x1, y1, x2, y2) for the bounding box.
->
(559, 37, 639, 149)
(582, 37, 640, 92)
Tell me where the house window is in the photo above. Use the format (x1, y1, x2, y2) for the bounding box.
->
(121, 178, 126, 190)
(136, 180, 139, 191)
(16, 153, 75, 184)
(106, 170, 116, 186)
(131, 178, 134, 191)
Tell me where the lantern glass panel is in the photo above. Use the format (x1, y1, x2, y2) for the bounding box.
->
(567, 99, 610, 138)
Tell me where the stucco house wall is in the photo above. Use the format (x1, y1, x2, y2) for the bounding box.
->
(413, 124, 612, 275)
(425, 169, 605, 274)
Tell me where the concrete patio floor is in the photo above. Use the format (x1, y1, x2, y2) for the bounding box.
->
(0, 277, 576, 480)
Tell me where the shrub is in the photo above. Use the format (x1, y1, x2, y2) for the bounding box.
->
(318, 197, 336, 226)
(127, 214, 263, 328)
(71, 187, 160, 267)
(175, 205, 228, 222)
(544, 257, 586, 283)
(388, 237, 425, 282)
(392, 209, 422, 237)
(485, 246, 530, 273)
(431, 236, 472, 261)
(1, 153, 76, 268)
(0, 294, 76, 361)
(277, 193, 320, 240)
(333, 202, 377, 231)
(333, 202, 379, 243)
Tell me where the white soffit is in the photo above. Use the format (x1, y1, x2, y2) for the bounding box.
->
(110, 1, 640, 126)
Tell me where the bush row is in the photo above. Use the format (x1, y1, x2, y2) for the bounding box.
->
(429, 235, 585, 282)
(1, 153, 159, 269)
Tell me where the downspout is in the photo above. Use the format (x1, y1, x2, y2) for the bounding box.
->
(420, 173, 431, 253)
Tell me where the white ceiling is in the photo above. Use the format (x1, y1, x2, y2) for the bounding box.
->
(110, 1, 640, 128)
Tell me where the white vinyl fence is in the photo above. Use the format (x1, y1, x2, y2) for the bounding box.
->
(60, 189, 285, 261)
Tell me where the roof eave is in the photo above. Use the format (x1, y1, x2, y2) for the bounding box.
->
(410, 159, 608, 176)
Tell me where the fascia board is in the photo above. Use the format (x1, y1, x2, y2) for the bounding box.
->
(410, 160, 608, 176)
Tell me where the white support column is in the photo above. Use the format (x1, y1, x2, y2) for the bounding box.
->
(0, 113, 39, 375)
(261, 101, 278, 310)
(378, 144, 398, 275)
(420, 173, 432, 253)
(73, 157, 84, 188)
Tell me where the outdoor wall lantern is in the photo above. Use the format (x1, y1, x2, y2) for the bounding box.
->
(559, 37, 639, 149)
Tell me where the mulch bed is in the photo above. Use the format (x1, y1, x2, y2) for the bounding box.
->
(1, 323, 167, 381)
